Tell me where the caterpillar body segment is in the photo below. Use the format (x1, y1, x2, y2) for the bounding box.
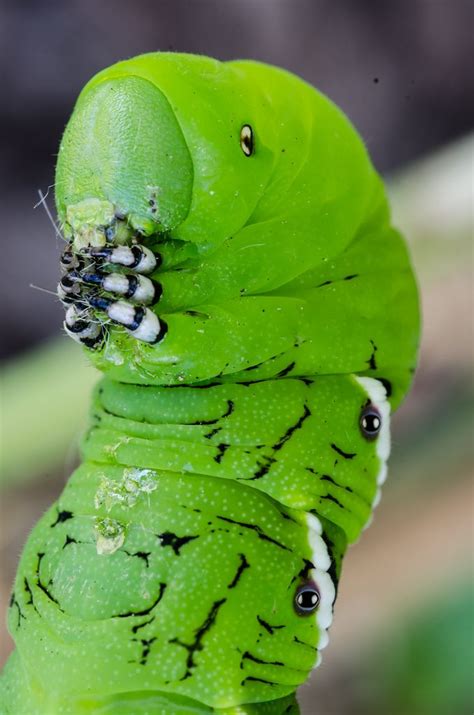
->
(1, 53, 420, 714)
(6, 467, 332, 712)
(83, 375, 389, 544)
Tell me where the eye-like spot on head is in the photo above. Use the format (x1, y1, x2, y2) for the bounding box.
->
(360, 403, 382, 440)
(240, 124, 254, 156)
(294, 581, 320, 616)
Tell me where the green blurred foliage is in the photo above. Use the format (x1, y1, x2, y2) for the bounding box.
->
(366, 581, 474, 715)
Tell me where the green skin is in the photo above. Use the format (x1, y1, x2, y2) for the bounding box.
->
(0, 53, 419, 714)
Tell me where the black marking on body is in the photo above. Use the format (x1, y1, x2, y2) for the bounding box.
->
(247, 454, 276, 481)
(243, 360, 268, 372)
(157, 532, 198, 555)
(331, 443, 356, 459)
(275, 362, 296, 378)
(256, 615, 286, 635)
(322, 494, 345, 509)
(100, 405, 126, 420)
(320, 473, 336, 485)
(220, 400, 235, 418)
(214, 443, 230, 464)
(241, 676, 278, 686)
(24, 578, 36, 610)
(50, 510, 74, 527)
(132, 636, 157, 666)
(204, 427, 222, 439)
(126, 380, 224, 391)
(235, 379, 267, 387)
(21, 577, 42, 618)
(319, 473, 353, 494)
(241, 350, 287, 373)
(240, 651, 284, 668)
(131, 616, 155, 634)
(298, 559, 315, 580)
(379, 378, 393, 398)
(290, 558, 315, 586)
(245, 403, 311, 482)
(293, 635, 317, 651)
(183, 310, 209, 319)
(34, 552, 63, 611)
(273, 404, 311, 452)
(208, 527, 231, 536)
(227, 554, 250, 589)
(279, 509, 298, 524)
(170, 598, 227, 681)
(9, 593, 26, 628)
(317, 274, 358, 288)
(216, 516, 291, 552)
(63, 535, 78, 549)
(367, 339, 378, 370)
(114, 582, 166, 619)
(212, 363, 230, 380)
(188, 400, 234, 425)
(124, 550, 151, 568)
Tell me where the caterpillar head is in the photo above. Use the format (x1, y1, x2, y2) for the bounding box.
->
(56, 54, 278, 366)
(56, 55, 286, 246)
(55, 52, 418, 407)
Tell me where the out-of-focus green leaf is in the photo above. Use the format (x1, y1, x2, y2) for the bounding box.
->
(0, 339, 98, 488)
(365, 580, 474, 715)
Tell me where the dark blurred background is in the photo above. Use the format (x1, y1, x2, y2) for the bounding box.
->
(1, 2, 473, 714)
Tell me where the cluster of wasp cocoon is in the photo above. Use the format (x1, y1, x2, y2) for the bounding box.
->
(58, 214, 166, 349)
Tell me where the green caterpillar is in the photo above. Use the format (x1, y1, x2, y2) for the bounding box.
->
(0, 53, 419, 714)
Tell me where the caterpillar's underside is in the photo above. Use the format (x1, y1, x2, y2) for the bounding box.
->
(0, 53, 419, 715)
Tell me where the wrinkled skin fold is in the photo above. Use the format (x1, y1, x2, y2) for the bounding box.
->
(0, 53, 420, 714)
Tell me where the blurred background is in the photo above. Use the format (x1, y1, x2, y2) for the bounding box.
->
(0, 1, 472, 713)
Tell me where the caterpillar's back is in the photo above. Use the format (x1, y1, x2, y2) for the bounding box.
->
(1, 53, 419, 715)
